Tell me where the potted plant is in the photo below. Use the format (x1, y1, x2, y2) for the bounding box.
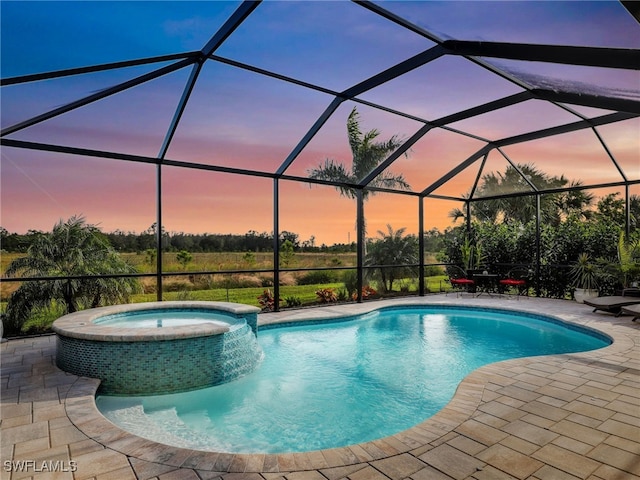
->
(570, 253, 600, 303)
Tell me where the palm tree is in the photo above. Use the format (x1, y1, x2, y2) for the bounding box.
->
(365, 224, 418, 292)
(308, 107, 411, 257)
(450, 164, 593, 225)
(595, 192, 640, 229)
(4, 216, 140, 334)
(308, 107, 410, 199)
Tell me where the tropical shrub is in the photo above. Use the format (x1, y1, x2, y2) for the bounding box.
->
(284, 296, 302, 308)
(315, 288, 337, 303)
(176, 250, 193, 269)
(597, 231, 640, 291)
(365, 225, 418, 292)
(617, 232, 640, 287)
(569, 253, 600, 290)
(257, 289, 279, 311)
(242, 251, 256, 267)
(348, 285, 378, 300)
(361, 285, 378, 300)
(297, 270, 338, 285)
(424, 265, 445, 277)
(279, 240, 295, 268)
(442, 217, 621, 299)
(3, 216, 141, 334)
(336, 289, 349, 302)
(342, 270, 358, 298)
(460, 235, 484, 271)
(145, 248, 156, 266)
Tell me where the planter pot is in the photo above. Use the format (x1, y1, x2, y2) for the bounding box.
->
(574, 288, 599, 304)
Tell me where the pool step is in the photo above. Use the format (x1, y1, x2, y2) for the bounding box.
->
(103, 404, 228, 452)
(145, 407, 225, 451)
(103, 405, 194, 448)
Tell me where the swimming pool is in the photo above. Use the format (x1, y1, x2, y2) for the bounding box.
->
(96, 305, 610, 453)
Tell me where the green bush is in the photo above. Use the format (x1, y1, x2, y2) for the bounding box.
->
(163, 280, 194, 292)
(442, 218, 624, 299)
(284, 296, 302, 307)
(336, 289, 349, 302)
(341, 270, 358, 298)
(297, 270, 338, 285)
(424, 265, 444, 277)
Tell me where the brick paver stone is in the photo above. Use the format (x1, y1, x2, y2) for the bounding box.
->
(532, 444, 601, 479)
(369, 453, 426, 479)
(588, 443, 640, 476)
(476, 443, 544, 479)
(419, 444, 484, 480)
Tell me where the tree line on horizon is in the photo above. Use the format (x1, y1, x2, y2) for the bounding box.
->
(0, 225, 358, 255)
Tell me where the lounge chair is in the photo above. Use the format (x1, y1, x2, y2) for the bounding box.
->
(583, 288, 640, 316)
(621, 304, 640, 321)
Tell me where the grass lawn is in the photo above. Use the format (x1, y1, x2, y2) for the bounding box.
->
(131, 282, 347, 306)
(132, 276, 450, 307)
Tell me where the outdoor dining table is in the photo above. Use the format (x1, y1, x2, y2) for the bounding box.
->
(472, 272, 500, 296)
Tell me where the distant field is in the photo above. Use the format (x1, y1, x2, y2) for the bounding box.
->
(124, 251, 357, 273)
(2, 251, 441, 272)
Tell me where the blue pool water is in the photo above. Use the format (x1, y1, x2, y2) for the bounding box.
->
(96, 306, 609, 454)
(94, 308, 244, 329)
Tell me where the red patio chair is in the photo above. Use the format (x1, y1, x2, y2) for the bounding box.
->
(447, 265, 475, 297)
(499, 267, 529, 298)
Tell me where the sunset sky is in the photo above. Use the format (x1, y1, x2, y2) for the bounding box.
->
(1, 1, 638, 246)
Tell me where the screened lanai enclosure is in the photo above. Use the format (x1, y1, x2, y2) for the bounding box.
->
(1, 1, 639, 315)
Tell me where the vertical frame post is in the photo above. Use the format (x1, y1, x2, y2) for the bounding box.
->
(356, 189, 364, 303)
(156, 163, 163, 301)
(418, 196, 425, 296)
(535, 193, 541, 297)
(273, 178, 280, 311)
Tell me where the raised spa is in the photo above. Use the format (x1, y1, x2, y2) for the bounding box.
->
(52, 301, 262, 395)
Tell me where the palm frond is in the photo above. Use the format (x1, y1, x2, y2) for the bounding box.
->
(308, 159, 357, 198)
(347, 107, 363, 155)
(308, 107, 409, 199)
(369, 170, 410, 191)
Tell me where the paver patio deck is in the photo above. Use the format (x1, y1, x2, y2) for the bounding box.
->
(1, 295, 639, 480)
